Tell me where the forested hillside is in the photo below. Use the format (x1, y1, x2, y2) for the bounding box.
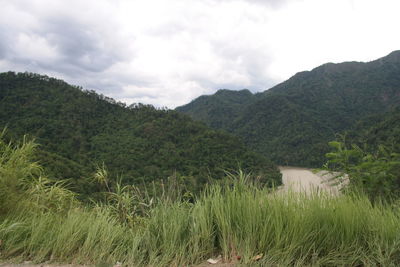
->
(0, 72, 281, 195)
(177, 51, 400, 167)
(177, 89, 257, 129)
(347, 106, 400, 151)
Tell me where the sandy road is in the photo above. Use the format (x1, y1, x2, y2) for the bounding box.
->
(278, 166, 343, 195)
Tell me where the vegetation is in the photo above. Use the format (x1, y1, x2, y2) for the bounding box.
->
(324, 140, 400, 202)
(320, 107, 400, 201)
(0, 71, 281, 196)
(347, 106, 400, 153)
(2, 51, 400, 266)
(177, 51, 400, 167)
(177, 89, 257, 129)
(1, 136, 400, 266)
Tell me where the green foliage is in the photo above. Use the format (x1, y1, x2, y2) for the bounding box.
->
(176, 89, 256, 129)
(347, 106, 400, 153)
(103, 182, 155, 226)
(0, 133, 77, 216)
(1, 140, 400, 266)
(324, 138, 400, 201)
(0, 133, 39, 215)
(26, 176, 77, 212)
(2, 176, 400, 266)
(177, 51, 400, 167)
(0, 71, 281, 196)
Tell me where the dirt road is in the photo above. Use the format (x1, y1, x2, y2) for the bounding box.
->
(279, 166, 343, 195)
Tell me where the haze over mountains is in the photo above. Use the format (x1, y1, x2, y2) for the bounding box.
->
(177, 51, 400, 167)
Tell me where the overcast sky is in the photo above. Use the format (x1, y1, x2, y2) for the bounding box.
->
(1, 0, 399, 108)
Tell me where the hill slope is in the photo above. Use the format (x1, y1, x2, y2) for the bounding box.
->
(0, 72, 281, 194)
(177, 51, 400, 166)
(177, 89, 257, 129)
(347, 106, 400, 152)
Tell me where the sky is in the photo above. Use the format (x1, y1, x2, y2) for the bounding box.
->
(0, 0, 400, 108)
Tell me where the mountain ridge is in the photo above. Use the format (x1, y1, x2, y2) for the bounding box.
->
(176, 50, 400, 166)
(0, 71, 281, 195)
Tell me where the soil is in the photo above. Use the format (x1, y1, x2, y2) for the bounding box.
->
(278, 166, 344, 195)
(0, 264, 91, 267)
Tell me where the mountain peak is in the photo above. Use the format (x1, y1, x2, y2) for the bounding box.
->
(177, 51, 400, 167)
(215, 89, 253, 96)
(382, 50, 400, 62)
(368, 50, 400, 67)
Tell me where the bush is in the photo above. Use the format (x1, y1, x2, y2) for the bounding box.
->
(324, 139, 400, 201)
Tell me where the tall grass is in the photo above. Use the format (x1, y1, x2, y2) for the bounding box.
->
(0, 133, 41, 215)
(1, 137, 400, 266)
(2, 178, 400, 266)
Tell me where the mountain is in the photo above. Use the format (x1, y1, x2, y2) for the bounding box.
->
(176, 51, 400, 167)
(177, 89, 257, 129)
(347, 106, 400, 152)
(0, 72, 281, 194)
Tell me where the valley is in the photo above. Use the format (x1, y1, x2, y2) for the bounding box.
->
(1, 51, 400, 266)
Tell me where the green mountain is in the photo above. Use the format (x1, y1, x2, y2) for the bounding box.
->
(347, 106, 400, 152)
(0, 72, 281, 194)
(176, 51, 400, 167)
(177, 89, 257, 129)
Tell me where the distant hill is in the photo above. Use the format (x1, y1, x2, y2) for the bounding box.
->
(176, 51, 400, 167)
(177, 89, 257, 129)
(0, 72, 281, 194)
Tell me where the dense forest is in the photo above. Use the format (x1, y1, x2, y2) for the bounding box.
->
(346, 106, 400, 151)
(1, 53, 400, 266)
(323, 106, 400, 200)
(177, 51, 400, 167)
(0, 71, 281, 196)
(1, 130, 400, 266)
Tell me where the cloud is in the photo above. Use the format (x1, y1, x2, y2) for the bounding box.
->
(0, 0, 399, 108)
(0, 40, 5, 59)
(212, 0, 297, 9)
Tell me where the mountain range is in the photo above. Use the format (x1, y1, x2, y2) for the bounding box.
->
(177, 51, 400, 167)
(0, 72, 281, 196)
(1, 51, 400, 196)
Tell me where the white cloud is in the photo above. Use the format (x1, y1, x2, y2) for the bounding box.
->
(14, 33, 60, 63)
(0, 0, 399, 108)
(266, 0, 400, 81)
